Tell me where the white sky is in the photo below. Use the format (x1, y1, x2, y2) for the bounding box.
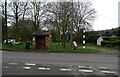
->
(91, 0, 120, 31)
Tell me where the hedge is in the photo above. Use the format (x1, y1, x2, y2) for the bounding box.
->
(86, 35, 100, 44)
(101, 40, 120, 47)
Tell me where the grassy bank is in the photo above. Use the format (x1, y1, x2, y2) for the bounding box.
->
(1, 43, 27, 51)
(0, 42, 118, 53)
(49, 43, 101, 53)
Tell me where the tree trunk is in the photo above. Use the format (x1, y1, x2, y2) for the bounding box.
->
(57, 31, 60, 46)
(62, 32, 66, 48)
(77, 27, 80, 46)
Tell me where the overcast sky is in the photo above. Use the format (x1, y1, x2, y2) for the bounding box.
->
(91, 0, 119, 31)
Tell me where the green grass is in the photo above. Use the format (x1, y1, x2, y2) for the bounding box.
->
(1, 43, 27, 51)
(86, 43, 119, 51)
(0, 43, 2, 49)
(1, 42, 118, 53)
(49, 42, 101, 53)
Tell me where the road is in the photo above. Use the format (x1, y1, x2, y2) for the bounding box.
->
(1, 50, 119, 76)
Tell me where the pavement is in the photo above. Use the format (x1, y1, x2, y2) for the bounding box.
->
(1, 50, 119, 76)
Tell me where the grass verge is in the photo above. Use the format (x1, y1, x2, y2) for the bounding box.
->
(1, 43, 27, 51)
(49, 43, 101, 53)
(1, 42, 118, 53)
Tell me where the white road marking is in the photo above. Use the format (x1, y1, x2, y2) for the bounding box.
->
(98, 67, 108, 70)
(78, 65, 91, 69)
(78, 69, 93, 73)
(23, 67, 31, 70)
(25, 63, 36, 66)
(38, 67, 50, 70)
(8, 62, 19, 65)
(4, 66, 8, 69)
(101, 70, 116, 74)
(60, 68, 72, 72)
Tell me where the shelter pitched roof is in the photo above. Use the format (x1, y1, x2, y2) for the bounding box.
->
(32, 30, 50, 36)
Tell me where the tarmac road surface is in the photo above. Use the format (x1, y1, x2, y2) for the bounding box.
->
(1, 51, 119, 76)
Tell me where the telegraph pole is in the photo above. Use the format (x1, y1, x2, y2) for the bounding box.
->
(5, 0, 8, 44)
(70, 0, 73, 48)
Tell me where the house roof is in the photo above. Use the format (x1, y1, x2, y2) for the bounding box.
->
(32, 30, 50, 36)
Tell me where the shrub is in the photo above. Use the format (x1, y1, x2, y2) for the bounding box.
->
(87, 35, 100, 44)
(101, 40, 120, 47)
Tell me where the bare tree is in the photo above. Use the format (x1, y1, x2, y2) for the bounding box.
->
(60, 2, 73, 47)
(45, 2, 73, 47)
(45, 1, 96, 47)
(8, 1, 31, 40)
(73, 0, 96, 44)
(45, 2, 62, 46)
(8, 1, 22, 40)
(27, 1, 46, 31)
(0, 0, 8, 43)
(2, 0, 96, 46)
(19, 2, 30, 41)
(19, 2, 28, 27)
